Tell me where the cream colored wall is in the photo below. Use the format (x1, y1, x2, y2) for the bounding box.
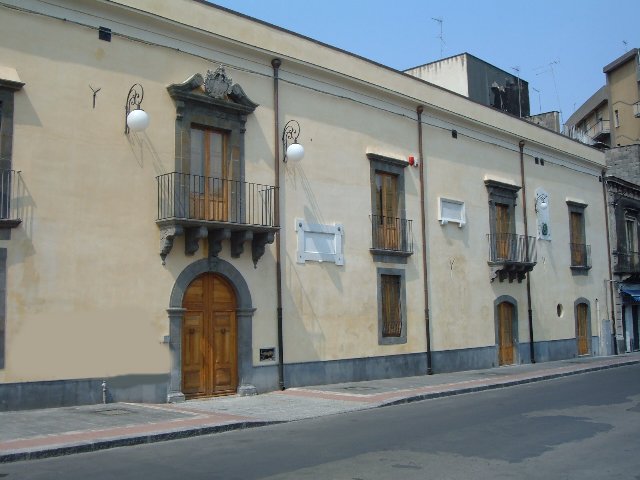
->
(405, 55, 470, 98)
(608, 58, 640, 146)
(0, 5, 279, 382)
(277, 67, 425, 363)
(424, 110, 607, 353)
(526, 149, 608, 344)
(0, 0, 609, 385)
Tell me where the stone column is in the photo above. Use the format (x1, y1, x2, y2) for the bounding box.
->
(236, 307, 257, 396)
(167, 307, 186, 403)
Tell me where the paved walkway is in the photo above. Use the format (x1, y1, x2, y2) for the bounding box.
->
(1, 353, 638, 463)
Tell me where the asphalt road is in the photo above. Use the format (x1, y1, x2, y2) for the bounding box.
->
(3, 364, 640, 479)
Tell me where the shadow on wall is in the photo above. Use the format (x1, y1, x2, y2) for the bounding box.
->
(12, 173, 35, 261)
(283, 249, 327, 363)
(127, 131, 167, 176)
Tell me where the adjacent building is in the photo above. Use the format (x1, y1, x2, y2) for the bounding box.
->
(565, 48, 640, 148)
(405, 53, 530, 118)
(605, 145, 640, 354)
(0, 0, 610, 410)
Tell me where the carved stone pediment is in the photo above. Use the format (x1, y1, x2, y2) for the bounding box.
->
(167, 65, 258, 113)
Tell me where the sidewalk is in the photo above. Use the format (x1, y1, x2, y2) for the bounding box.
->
(1, 353, 638, 463)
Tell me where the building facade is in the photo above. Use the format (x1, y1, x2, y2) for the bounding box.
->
(605, 145, 640, 354)
(565, 48, 640, 148)
(405, 53, 530, 118)
(0, 0, 609, 410)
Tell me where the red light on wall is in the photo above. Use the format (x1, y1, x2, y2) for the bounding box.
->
(408, 155, 415, 166)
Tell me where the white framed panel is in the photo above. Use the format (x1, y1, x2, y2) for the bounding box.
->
(438, 197, 466, 227)
(295, 218, 344, 265)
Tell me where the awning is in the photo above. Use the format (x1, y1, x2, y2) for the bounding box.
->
(619, 284, 640, 302)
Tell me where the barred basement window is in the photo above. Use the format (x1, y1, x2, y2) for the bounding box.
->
(381, 274, 402, 337)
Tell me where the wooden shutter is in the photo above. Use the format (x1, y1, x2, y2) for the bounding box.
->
(577, 303, 589, 355)
(381, 275, 402, 337)
(498, 302, 515, 365)
(570, 211, 584, 265)
(496, 203, 511, 259)
(375, 173, 399, 250)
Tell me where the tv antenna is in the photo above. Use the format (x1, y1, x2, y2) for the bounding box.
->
(535, 60, 562, 124)
(432, 17, 445, 57)
(511, 66, 522, 117)
(623, 40, 629, 52)
(532, 87, 542, 114)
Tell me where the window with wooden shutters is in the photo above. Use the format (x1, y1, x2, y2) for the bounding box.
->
(377, 268, 407, 345)
(367, 153, 412, 262)
(567, 201, 590, 270)
(374, 172, 400, 250)
(381, 274, 401, 337)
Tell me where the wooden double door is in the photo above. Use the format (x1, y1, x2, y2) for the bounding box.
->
(576, 303, 589, 356)
(182, 273, 238, 398)
(497, 301, 516, 366)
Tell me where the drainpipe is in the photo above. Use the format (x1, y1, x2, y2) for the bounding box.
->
(519, 140, 536, 364)
(601, 170, 618, 355)
(272, 58, 285, 390)
(417, 106, 433, 375)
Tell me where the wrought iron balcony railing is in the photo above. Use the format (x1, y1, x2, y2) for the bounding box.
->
(370, 215, 413, 254)
(487, 233, 536, 264)
(613, 250, 640, 273)
(157, 172, 278, 228)
(570, 243, 592, 269)
(0, 169, 23, 226)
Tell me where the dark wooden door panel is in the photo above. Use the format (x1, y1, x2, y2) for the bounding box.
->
(182, 273, 238, 398)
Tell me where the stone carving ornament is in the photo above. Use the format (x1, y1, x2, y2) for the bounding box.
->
(204, 66, 233, 99)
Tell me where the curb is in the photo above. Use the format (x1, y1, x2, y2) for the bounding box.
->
(0, 420, 281, 464)
(1, 358, 637, 463)
(379, 358, 640, 407)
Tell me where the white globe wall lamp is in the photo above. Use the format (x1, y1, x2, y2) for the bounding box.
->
(125, 83, 150, 134)
(535, 195, 548, 213)
(282, 119, 304, 163)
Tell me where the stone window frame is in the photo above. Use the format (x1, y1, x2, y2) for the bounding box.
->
(567, 200, 590, 273)
(166, 70, 258, 223)
(0, 73, 24, 369)
(0, 76, 25, 239)
(376, 267, 407, 345)
(367, 153, 410, 264)
(484, 179, 521, 237)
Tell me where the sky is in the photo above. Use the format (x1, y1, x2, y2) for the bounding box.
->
(209, 0, 638, 127)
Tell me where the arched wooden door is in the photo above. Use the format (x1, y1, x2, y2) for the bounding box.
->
(576, 303, 589, 356)
(498, 301, 515, 366)
(182, 273, 237, 398)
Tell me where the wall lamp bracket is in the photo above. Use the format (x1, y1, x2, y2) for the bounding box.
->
(282, 119, 304, 163)
(125, 83, 149, 134)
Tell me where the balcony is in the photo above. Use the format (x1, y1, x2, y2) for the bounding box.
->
(487, 233, 537, 282)
(586, 119, 610, 143)
(613, 251, 640, 274)
(0, 170, 23, 229)
(570, 243, 592, 270)
(634, 101, 640, 118)
(370, 215, 413, 258)
(156, 172, 279, 265)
